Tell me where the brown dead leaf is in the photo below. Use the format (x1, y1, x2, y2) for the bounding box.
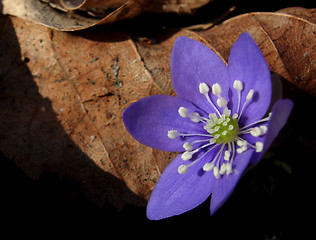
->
(0, 15, 176, 208)
(0, 7, 315, 209)
(199, 7, 316, 97)
(2, 0, 215, 31)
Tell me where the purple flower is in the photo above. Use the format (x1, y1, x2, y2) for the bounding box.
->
(123, 33, 293, 220)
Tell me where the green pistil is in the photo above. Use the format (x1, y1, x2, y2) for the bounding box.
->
(204, 115, 239, 144)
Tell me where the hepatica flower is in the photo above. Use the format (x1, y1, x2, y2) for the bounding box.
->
(123, 33, 293, 220)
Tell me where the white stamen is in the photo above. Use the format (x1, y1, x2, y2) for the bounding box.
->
(181, 151, 193, 161)
(222, 130, 228, 136)
(213, 166, 220, 179)
(212, 83, 222, 97)
(255, 142, 264, 152)
(233, 80, 243, 115)
(250, 127, 261, 137)
(224, 150, 230, 161)
(233, 113, 238, 119)
(189, 112, 204, 123)
(220, 163, 227, 175)
(199, 82, 210, 95)
(228, 125, 234, 131)
(237, 139, 244, 147)
(237, 146, 247, 154)
(233, 80, 243, 91)
(213, 126, 220, 132)
(203, 162, 214, 172)
(200, 83, 222, 117)
(223, 109, 231, 117)
(226, 163, 233, 175)
(260, 125, 268, 134)
(217, 97, 228, 108)
(183, 142, 193, 151)
(246, 89, 255, 101)
(178, 107, 189, 118)
(238, 89, 255, 121)
(218, 118, 225, 125)
(209, 138, 217, 144)
(240, 115, 271, 131)
(178, 165, 189, 174)
(214, 134, 220, 139)
(168, 130, 178, 139)
(209, 113, 217, 121)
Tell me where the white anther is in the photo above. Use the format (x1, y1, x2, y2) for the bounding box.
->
(233, 113, 238, 119)
(223, 109, 231, 117)
(250, 127, 261, 137)
(222, 130, 227, 136)
(203, 162, 214, 172)
(233, 80, 243, 91)
(237, 146, 247, 154)
(217, 97, 228, 108)
(224, 150, 231, 161)
(255, 142, 264, 152)
(237, 140, 244, 147)
(181, 151, 193, 161)
(228, 125, 234, 131)
(178, 165, 189, 174)
(260, 125, 268, 135)
(168, 130, 178, 139)
(213, 166, 220, 179)
(246, 89, 255, 101)
(214, 134, 220, 139)
(213, 126, 220, 132)
(212, 83, 222, 97)
(209, 138, 217, 144)
(209, 113, 217, 121)
(178, 107, 189, 118)
(226, 163, 233, 175)
(217, 117, 224, 125)
(222, 121, 228, 126)
(189, 112, 200, 123)
(183, 142, 193, 151)
(236, 148, 243, 154)
(199, 82, 210, 95)
(220, 163, 227, 175)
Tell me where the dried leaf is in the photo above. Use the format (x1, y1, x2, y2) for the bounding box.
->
(2, 0, 216, 31)
(198, 7, 316, 97)
(0, 7, 315, 209)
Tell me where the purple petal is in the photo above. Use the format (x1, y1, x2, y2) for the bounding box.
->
(171, 36, 229, 113)
(147, 148, 220, 220)
(210, 149, 254, 215)
(228, 33, 272, 126)
(249, 99, 294, 165)
(123, 95, 208, 152)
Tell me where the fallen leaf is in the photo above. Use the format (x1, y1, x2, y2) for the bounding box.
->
(199, 7, 316, 97)
(0, 7, 315, 210)
(2, 0, 216, 31)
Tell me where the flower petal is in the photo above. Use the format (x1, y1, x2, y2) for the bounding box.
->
(228, 33, 272, 126)
(248, 99, 294, 165)
(147, 148, 219, 220)
(171, 36, 229, 113)
(210, 149, 253, 215)
(123, 95, 208, 152)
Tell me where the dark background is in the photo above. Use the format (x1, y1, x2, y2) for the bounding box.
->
(1, 0, 315, 237)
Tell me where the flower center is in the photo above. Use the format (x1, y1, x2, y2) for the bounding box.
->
(167, 81, 270, 178)
(204, 114, 239, 144)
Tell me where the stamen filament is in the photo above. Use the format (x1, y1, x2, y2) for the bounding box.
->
(239, 115, 271, 131)
(179, 133, 212, 138)
(205, 93, 222, 117)
(238, 89, 255, 122)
